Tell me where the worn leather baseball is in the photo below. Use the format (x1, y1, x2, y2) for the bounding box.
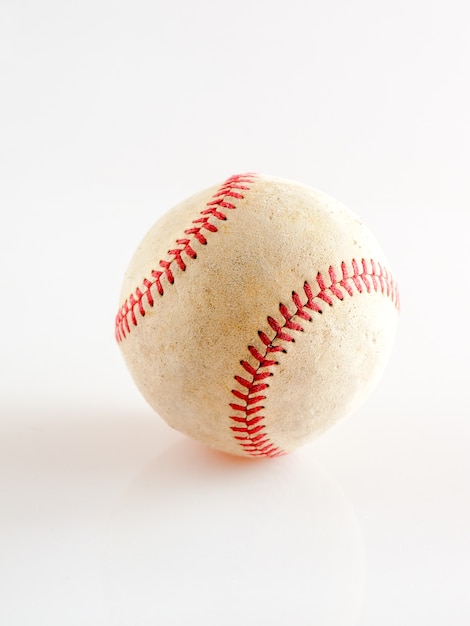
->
(116, 174, 399, 458)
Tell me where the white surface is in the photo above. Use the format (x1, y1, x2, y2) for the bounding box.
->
(1, 1, 469, 624)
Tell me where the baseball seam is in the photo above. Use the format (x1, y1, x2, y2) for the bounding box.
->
(115, 173, 257, 342)
(230, 259, 399, 458)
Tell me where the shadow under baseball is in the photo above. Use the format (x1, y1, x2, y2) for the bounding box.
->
(103, 439, 366, 626)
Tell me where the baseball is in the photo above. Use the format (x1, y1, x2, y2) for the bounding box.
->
(116, 174, 399, 458)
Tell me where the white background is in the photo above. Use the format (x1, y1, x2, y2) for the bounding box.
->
(1, 1, 469, 624)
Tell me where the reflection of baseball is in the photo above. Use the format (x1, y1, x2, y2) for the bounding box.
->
(116, 174, 399, 458)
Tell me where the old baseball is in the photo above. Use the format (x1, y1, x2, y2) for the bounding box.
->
(116, 174, 399, 458)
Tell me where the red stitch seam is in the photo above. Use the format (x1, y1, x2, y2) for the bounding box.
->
(230, 260, 400, 458)
(115, 173, 257, 342)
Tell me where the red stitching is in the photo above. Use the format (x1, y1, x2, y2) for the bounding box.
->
(115, 173, 257, 342)
(230, 260, 399, 458)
